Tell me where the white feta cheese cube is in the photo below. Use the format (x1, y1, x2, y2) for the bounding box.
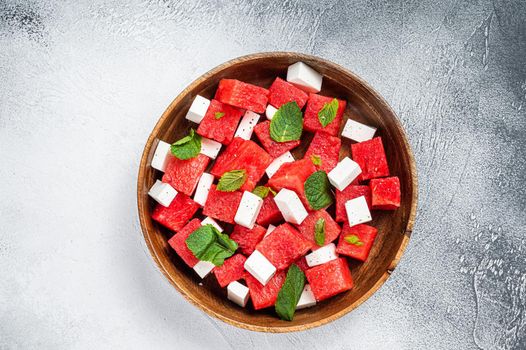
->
(234, 110, 260, 140)
(342, 119, 377, 142)
(227, 281, 250, 307)
(265, 151, 295, 178)
(193, 260, 215, 279)
(345, 195, 372, 227)
(151, 140, 172, 172)
(265, 104, 278, 120)
(296, 284, 317, 310)
(148, 180, 177, 207)
(193, 172, 214, 206)
(185, 95, 210, 124)
(305, 243, 337, 267)
(328, 157, 362, 191)
(274, 188, 308, 225)
(234, 191, 263, 229)
(265, 224, 276, 237)
(201, 216, 223, 232)
(286, 62, 323, 93)
(200, 137, 222, 159)
(244, 250, 276, 286)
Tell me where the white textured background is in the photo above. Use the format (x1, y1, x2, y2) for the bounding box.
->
(1, 0, 525, 349)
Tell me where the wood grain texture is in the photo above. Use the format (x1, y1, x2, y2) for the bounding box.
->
(137, 52, 418, 332)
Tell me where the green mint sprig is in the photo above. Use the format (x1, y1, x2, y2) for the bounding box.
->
(275, 264, 306, 321)
(170, 128, 201, 160)
(304, 170, 334, 210)
(314, 218, 325, 246)
(270, 101, 303, 142)
(185, 224, 238, 266)
(217, 169, 247, 192)
(318, 98, 339, 127)
(252, 185, 277, 199)
(344, 234, 364, 247)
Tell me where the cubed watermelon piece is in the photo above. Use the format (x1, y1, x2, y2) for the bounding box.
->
(215, 79, 269, 113)
(162, 154, 210, 196)
(167, 218, 201, 267)
(230, 224, 267, 256)
(303, 132, 341, 173)
(351, 137, 390, 181)
(211, 137, 272, 191)
(245, 270, 286, 310)
(202, 185, 243, 224)
(336, 224, 378, 262)
(293, 256, 309, 272)
(256, 195, 284, 226)
(213, 254, 247, 288)
(268, 159, 317, 210)
(256, 223, 313, 270)
(268, 77, 309, 109)
(253, 120, 301, 158)
(305, 258, 353, 301)
(196, 99, 244, 145)
(303, 94, 346, 136)
(335, 185, 372, 222)
(152, 193, 200, 232)
(295, 209, 341, 247)
(370, 176, 401, 210)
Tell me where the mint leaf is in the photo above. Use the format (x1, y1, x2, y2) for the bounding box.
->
(275, 264, 305, 321)
(318, 98, 339, 128)
(314, 218, 325, 246)
(252, 186, 276, 199)
(215, 111, 225, 119)
(311, 154, 322, 166)
(216, 231, 238, 252)
(344, 234, 364, 247)
(217, 169, 247, 192)
(171, 128, 202, 160)
(185, 224, 238, 266)
(304, 171, 334, 210)
(270, 101, 303, 142)
(252, 185, 271, 199)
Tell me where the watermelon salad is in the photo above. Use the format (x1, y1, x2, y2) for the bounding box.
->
(147, 61, 401, 321)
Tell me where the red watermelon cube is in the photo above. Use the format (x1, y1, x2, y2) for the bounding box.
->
(162, 154, 210, 196)
(245, 270, 286, 310)
(202, 185, 243, 224)
(336, 224, 378, 262)
(370, 176, 400, 210)
(268, 159, 317, 210)
(305, 258, 353, 301)
(303, 132, 341, 173)
(167, 218, 201, 268)
(303, 94, 346, 136)
(211, 137, 272, 191)
(197, 99, 244, 145)
(268, 77, 308, 109)
(253, 120, 301, 158)
(151, 193, 200, 232)
(215, 79, 269, 113)
(213, 254, 247, 288)
(351, 137, 390, 181)
(230, 224, 267, 256)
(256, 195, 284, 226)
(335, 185, 372, 222)
(295, 209, 341, 247)
(256, 223, 313, 270)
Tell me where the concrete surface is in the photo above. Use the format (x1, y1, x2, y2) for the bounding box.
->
(1, 0, 525, 349)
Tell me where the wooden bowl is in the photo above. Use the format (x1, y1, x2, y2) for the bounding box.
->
(137, 52, 418, 332)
